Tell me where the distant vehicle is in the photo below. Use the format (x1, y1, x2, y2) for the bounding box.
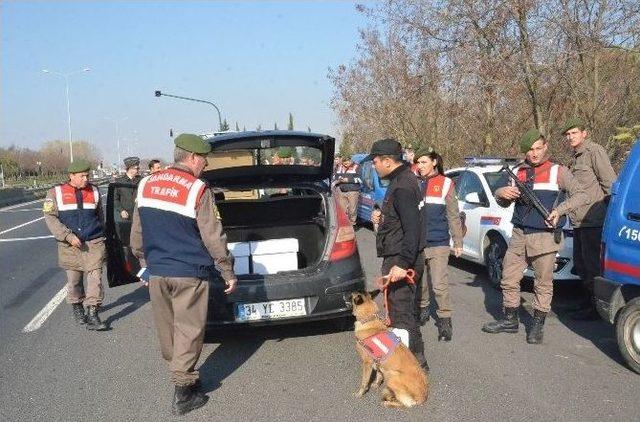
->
(445, 158, 580, 287)
(105, 130, 365, 328)
(351, 153, 389, 223)
(594, 138, 640, 374)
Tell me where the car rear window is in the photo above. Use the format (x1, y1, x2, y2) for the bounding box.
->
(206, 145, 324, 170)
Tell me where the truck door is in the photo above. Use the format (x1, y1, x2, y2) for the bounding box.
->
(105, 182, 141, 287)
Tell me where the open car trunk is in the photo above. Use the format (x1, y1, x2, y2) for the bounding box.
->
(216, 191, 328, 273)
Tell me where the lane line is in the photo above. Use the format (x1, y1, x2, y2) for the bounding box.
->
(0, 198, 45, 211)
(0, 216, 45, 235)
(0, 208, 45, 213)
(0, 235, 54, 242)
(22, 286, 67, 333)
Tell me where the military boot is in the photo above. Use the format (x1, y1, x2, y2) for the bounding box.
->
(171, 384, 209, 416)
(71, 303, 86, 325)
(526, 310, 547, 344)
(85, 306, 108, 331)
(437, 317, 453, 341)
(482, 307, 519, 334)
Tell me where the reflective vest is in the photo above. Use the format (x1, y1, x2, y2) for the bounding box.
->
(419, 174, 454, 247)
(136, 168, 217, 278)
(54, 183, 103, 241)
(334, 163, 362, 192)
(512, 160, 566, 233)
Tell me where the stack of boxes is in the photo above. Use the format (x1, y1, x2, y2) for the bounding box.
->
(227, 238, 299, 275)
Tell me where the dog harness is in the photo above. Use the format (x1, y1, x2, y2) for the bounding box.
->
(359, 330, 402, 364)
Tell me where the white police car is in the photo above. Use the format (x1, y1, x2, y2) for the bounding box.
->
(445, 157, 580, 287)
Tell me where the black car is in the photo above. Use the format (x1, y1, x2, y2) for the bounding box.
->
(105, 130, 365, 327)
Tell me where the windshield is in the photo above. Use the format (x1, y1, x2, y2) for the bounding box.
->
(483, 171, 510, 196)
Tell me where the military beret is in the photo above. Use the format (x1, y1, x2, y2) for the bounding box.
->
(561, 117, 585, 134)
(520, 128, 544, 153)
(123, 156, 140, 169)
(413, 146, 434, 162)
(67, 159, 91, 174)
(174, 133, 212, 154)
(277, 147, 293, 158)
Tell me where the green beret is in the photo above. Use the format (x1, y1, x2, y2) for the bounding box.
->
(520, 129, 544, 153)
(561, 117, 585, 134)
(67, 159, 91, 174)
(277, 147, 293, 158)
(174, 133, 212, 154)
(413, 146, 434, 162)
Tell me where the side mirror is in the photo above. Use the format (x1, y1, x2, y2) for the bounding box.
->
(464, 191, 486, 206)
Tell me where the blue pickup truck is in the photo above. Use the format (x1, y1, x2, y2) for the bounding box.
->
(594, 138, 640, 374)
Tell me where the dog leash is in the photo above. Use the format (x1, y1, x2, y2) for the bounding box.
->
(376, 269, 416, 326)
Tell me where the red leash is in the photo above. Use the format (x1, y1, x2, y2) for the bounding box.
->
(375, 269, 416, 326)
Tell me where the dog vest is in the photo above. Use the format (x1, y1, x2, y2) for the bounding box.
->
(359, 331, 402, 364)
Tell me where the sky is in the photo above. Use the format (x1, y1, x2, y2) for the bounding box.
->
(1, 1, 369, 165)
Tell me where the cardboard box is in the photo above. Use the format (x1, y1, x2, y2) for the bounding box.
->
(227, 242, 251, 275)
(250, 238, 299, 275)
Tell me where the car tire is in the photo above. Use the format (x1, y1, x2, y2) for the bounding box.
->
(484, 236, 507, 289)
(615, 297, 640, 374)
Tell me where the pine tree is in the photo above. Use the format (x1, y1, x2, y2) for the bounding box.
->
(307, 126, 311, 132)
(221, 119, 230, 131)
(235, 122, 240, 132)
(256, 124, 262, 132)
(274, 122, 279, 130)
(288, 113, 294, 130)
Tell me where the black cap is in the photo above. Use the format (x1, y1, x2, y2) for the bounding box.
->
(362, 138, 403, 162)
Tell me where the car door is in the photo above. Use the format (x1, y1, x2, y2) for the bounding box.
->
(454, 170, 490, 259)
(105, 182, 142, 287)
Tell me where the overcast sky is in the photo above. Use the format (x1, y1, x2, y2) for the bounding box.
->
(1, 1, 368, 165)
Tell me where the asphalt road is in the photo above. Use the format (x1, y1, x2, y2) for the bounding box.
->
(0, 195, 638, 422)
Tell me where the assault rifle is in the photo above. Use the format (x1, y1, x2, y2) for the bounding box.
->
(500, 162, 562, 243)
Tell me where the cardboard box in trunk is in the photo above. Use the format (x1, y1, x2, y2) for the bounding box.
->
(250, 238, 299, 275)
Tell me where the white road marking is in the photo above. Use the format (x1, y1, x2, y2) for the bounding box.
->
(0, 216, 45, 235)
(22, 286, 67, 333)
(0, 198, 45, 211)
(0, 208, 45, 213)
(0, 235, 54, 242)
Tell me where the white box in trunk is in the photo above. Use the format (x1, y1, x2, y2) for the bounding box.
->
(250, 238, 299, 275)
(227, 242, 251, 275)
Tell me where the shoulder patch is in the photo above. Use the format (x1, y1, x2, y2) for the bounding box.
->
(43, 199, 55, 214)
(212, 203, 222, 221)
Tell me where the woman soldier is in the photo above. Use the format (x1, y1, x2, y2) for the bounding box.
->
(414, 149, 464, 341)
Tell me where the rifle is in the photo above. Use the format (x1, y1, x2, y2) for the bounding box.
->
(500, 162, 562, 243)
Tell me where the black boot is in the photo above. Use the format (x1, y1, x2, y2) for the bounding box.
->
(171, 384, 209, 416)
(419, 307, 430, 325)
(413, 351, 430, 372)
(527, 310, 546, 344)
(71, 303, 86, 325)
(86, 306, 108, 331)
(482, 307, 519, 334)
(437, 317, 453, 341)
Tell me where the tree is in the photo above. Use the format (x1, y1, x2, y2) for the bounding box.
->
(235, 121, 240, 131)
(307, 125, 311, 132)
(274, 122, 279, 130)
(221, 119, 230, 131)
(288, 113, 294, 130)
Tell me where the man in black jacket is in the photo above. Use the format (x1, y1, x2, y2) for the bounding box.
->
(366, 138, 428, 370)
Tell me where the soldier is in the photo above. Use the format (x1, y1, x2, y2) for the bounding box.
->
(333, 155, 362, 226)
(366, 138, 428, 369)
(114, 156, 142, 222)
(415, 149, 464, 341)
(548, 118, 617, 320)
(130, 134, 237, 416)
(43, 159, 108, 331)
(482, 129, 587, 344)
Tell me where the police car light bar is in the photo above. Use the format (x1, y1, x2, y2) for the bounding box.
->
(464, 157, 518, 166)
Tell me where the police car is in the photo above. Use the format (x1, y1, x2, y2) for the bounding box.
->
(445, 157, 580, 287)
(104, 131, 366, 328)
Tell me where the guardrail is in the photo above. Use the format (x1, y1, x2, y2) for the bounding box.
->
(0, 177, 111, 208)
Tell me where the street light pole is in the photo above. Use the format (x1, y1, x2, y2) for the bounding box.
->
(42, 68, 91, 162)
(154, 90, 223, 131)
(105, 117, 128, 168)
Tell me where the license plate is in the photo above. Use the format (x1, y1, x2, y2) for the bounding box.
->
(235, 298, 306, 321)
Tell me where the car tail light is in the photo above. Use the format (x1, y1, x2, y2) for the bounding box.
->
(329, 201, 357, 261)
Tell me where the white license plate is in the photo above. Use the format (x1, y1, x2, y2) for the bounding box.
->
(235, 298, 306, 321)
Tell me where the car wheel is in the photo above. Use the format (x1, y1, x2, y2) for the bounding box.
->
(615, 297, 640, 374)
(484, 236, 507, 289)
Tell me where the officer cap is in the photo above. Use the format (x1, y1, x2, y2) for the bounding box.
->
(174, 133, 212, 154)
(362, 138, 403, 162)
(123, 156, 140, 169)
(67, 159, 91, 174)
(520, 128, 544, 153)
(561, 117, 585, 134)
